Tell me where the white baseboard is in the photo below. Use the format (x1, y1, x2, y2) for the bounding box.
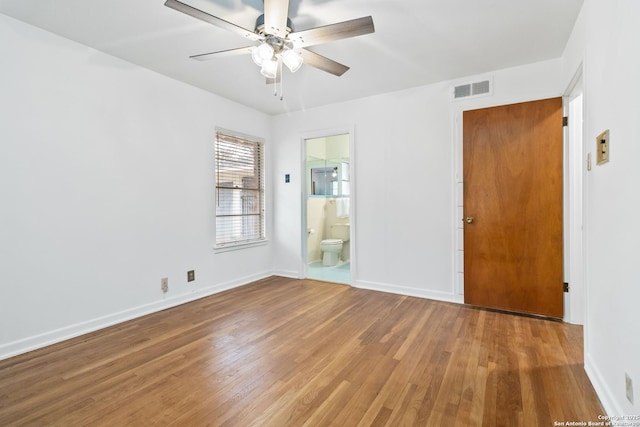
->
(272, 269, 302, 279)
(0, 271, 272, 361)
(354, 279, 464, 305)
(584, 352, 623, 417)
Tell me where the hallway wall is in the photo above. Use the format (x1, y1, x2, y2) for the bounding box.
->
(561, 0, 640, 416)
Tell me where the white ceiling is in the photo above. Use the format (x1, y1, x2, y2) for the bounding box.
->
(0, 0, 583, 115)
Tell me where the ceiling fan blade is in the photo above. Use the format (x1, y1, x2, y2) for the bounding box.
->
(263, 0, 290, 38)
(190, 46, 253, 61)
(289, 16, 374, 48)
(164, 0, 261, 42)
(300, 49, 350, 76)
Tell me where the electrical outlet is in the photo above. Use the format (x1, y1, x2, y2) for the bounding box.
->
(161, 277, 169, 293)
(187, 270, 195, 282)
(626, 373, 634, 404)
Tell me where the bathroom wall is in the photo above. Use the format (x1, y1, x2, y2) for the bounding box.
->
(307, 198, 350, 263)
(325, 199, 350, 261)
(307, 197, 327, 262)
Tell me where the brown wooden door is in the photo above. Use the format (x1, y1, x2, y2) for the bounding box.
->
(463, 97, 563, 318)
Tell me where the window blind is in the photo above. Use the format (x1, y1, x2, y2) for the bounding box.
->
(215, 131, 265, 247)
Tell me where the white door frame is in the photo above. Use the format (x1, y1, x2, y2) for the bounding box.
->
(564, 64, 586, 324)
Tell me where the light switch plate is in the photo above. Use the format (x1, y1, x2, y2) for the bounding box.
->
(596, 129, 610, 165)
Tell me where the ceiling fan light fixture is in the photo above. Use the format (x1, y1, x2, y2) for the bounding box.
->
(164, 0, 375, 86)
(260, 57, 278, 78)
(282, 49, 303, 73)
(251, 42, 274, 66)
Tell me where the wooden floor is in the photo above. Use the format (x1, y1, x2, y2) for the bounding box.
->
(0, 276, 603, 426)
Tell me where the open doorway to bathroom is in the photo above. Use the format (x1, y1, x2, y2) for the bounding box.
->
(304, 133, 351, 285)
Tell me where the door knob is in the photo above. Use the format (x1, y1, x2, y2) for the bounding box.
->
(465, 216, 474, 224)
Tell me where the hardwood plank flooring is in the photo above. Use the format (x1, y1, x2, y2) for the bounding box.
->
(0, 276, 603, 426)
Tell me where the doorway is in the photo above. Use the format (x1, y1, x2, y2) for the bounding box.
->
(463, 97, 564, 318)
(303, 133, 352, 284)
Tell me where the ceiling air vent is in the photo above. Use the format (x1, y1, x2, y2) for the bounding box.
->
(452, 77, 493, 101)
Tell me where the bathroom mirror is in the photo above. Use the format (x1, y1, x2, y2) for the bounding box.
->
(310, 166, 338, 196)
(309, 161, 349, 197)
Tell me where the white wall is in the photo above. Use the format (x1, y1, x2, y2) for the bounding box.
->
(561, 0, 640, 416)
(271, 58, 564, 303)
(0, 14, 273, 359)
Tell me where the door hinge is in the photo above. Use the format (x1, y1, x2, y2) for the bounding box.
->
(562, 116, 568, 127)
(563, 282, 569, 292)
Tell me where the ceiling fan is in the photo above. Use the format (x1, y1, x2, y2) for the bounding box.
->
(164, 0, 375, 81)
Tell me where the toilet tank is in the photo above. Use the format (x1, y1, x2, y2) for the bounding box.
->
(331, 223, 350, 241)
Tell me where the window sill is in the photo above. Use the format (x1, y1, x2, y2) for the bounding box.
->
(214, 239, 269, 253)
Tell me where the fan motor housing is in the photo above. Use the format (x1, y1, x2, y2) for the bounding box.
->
(254, 14, 294, 36)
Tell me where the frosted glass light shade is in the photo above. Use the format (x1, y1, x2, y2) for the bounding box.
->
(282, 49, 303, 72)
(260, 58, 278, 78)
(252, 43, 274, 66)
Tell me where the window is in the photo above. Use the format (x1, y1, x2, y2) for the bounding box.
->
(215, 130, 265, 248)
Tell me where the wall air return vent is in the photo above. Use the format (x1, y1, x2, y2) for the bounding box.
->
(452, 77, 493, 101)
(454, 84, 472, 99)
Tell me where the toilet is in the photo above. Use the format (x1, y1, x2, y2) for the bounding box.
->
(320, 239, 343, 266)
(320, 223, 350, 266)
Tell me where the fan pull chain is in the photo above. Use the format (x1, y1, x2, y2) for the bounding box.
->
(270, 61, 285, 101)
(280, 61, 284, 101)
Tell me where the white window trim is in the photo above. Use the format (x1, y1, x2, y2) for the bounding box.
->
(213, 127, 266, 251)
(213, 238, 269, 253)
